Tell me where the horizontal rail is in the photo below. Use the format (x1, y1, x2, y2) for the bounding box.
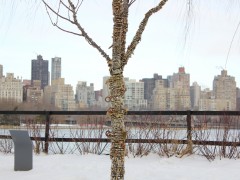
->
(1, 135, 240, 146)
(1, 110, 240, 116)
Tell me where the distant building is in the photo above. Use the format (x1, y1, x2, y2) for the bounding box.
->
(31, 55, 49, 90)
(190, 82, 201, 110)
(102, 76, 110, 108)
(198, 70, 237, 111)
(168, 67, 191, 110)
(140, 73, 163, 103)
(236, 88, 240, 111)
(26, 80, 43, 104)
(198, 88, 215, 111)
(124, 78, 147, 110)
(0, 73, 23, 103)
(0, 64, 3, 78)
(22, 79, 31, 86)
(95, 90, 102, 102)
(75, 81, 95, 108)
(151, 79, 175, 110)
(150, 67, 191, 110)
(213, 70, 236, 110)
(51, 57, 61, 84)
(44, 78, 75, 111)
(93, 90, 104, 108)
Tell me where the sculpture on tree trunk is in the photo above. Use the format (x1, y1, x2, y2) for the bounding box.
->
(42, 0, 169, 179)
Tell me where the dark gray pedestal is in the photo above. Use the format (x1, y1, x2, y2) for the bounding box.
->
(9, 130, 33, 171)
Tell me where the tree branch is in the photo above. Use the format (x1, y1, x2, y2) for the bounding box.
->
(124, 0, 169, 65)
(68, 0, 111, 62)
(43, 0, 111, 63)
(128, 0, 136, 7)
(120, 0, 129, 65)
(44, 2, 81, 36)
(60, 0, 73, 13)
(76, 0, 84, 13)
(42, 0, 74, 24)
(54, 23, 82, 36)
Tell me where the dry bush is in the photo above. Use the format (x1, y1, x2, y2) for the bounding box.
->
(192, 115, 240, 161)
(0, 139, 13, 153)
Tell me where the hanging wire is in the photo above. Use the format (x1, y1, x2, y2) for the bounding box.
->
(225, 19, 240, 69)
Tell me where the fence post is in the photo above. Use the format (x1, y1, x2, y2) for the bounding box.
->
(44, 111, 50, 154)
(186, 110, 193, 153)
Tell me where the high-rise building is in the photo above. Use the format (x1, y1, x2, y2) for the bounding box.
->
(151, 79, 176, 110)
(51, 57, 61, 84)
(0, 73, 23, 103)
(213, 70, 236, 110)
(31, 55, 49, 90)
(75, 81, 95, 108)
(168, 67, 191, 110)
(0, 64, 3, 78)
(124, 78, 147, 110)
(190, 82, 201, 110)
(140, 73, 163, 101)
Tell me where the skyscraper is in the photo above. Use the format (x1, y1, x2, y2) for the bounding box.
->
(51, 57, 61, 84)
(213, 70, 236, 110)
(168, 67, 191, 110)
(190, 82, 201, 110)
(31, 55, 49, 90)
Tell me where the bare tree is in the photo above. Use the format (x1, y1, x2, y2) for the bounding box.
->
(42, 0, 169, 179)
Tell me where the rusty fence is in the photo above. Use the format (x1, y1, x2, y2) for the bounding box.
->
(1, 110, 240, 154)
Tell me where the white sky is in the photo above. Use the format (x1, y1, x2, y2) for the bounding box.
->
(1, 153, 240, 180)
(1, 1, 240, 90)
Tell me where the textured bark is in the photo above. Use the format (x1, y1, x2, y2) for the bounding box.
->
(106, 1, 128, 179)
(105, 74, 126, 179)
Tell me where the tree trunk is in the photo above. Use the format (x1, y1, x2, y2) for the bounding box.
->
(106, 74, 127, 180)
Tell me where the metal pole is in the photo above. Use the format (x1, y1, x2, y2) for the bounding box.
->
(44, 111, 50, 154)
(186, 110, 192, 153)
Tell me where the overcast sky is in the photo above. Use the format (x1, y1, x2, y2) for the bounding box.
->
(1, 1, 240, 90)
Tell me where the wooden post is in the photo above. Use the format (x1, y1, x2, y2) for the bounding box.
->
(44, 111, 50, 154)
(186, 110, 193, 153)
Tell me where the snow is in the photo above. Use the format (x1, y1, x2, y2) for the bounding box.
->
(1, 153, 240, 180)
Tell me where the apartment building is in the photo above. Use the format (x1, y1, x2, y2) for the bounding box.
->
(44, 78, 75, 110)
(75, 81, 95, 108)
(213, 70, 236, 110)
(124, 78, 147, 110)
(0, 73, 23, 103)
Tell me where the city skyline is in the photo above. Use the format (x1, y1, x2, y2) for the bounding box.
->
(0, 60, 238, 92)
(0, 65, 237, 111)
(1, 1, 240, 90)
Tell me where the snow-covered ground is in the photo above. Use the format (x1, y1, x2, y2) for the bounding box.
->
(1, 153, 240, 180)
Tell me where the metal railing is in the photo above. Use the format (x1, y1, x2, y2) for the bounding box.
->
(1, 110, 240, 153)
